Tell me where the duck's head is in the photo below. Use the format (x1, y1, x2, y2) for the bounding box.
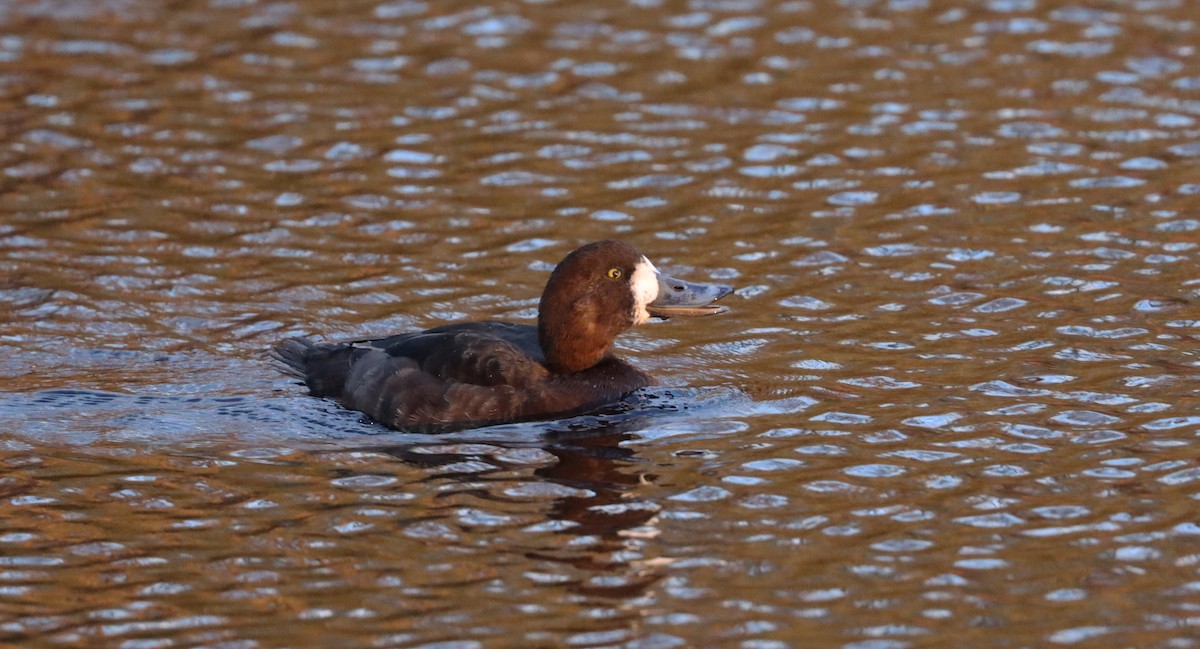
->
(537, 240, 733, 373)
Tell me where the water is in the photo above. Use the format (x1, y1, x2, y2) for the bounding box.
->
(3, 0, 1200, 646)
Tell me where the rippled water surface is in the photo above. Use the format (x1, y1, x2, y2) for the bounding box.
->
(3, 0, 1200, 647)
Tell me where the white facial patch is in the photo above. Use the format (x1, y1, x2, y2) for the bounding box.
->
(630, 256, 660, 325)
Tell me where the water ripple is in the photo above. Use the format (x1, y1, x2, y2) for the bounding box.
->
(4, 1, 1200, 647)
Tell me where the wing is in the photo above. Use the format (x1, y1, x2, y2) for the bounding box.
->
(353, 321, 548, 388)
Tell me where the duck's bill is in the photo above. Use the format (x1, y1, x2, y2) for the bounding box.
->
(646, 274, 734, 318)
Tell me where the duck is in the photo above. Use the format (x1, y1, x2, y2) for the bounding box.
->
(271, 240, 733, 433)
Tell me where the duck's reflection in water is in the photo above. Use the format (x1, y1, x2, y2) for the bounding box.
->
(378, 414, 669, 600)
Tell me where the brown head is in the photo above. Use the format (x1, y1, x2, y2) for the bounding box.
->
(537, 240, 733, 374)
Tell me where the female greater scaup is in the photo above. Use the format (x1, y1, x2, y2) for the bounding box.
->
(271, 240, 732, 433)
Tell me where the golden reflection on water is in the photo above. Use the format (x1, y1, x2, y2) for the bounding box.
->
(2, 0, 1200, 647)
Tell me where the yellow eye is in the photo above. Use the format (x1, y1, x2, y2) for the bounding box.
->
(607, 267, 622, 279)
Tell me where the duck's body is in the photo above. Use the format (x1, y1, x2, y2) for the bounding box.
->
(272, 240, 731, 433)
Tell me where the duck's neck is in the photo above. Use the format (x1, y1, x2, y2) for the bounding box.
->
(538, 304, 617, 375)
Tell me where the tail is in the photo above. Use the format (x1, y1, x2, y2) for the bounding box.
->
(269, 337, 313, 379)
(269, 337, 354, 398)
